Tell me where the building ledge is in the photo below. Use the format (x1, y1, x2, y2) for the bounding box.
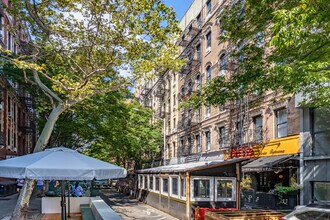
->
(303, 155, 330, 161)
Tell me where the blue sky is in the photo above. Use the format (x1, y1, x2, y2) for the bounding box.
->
(163, 0, 194, 21)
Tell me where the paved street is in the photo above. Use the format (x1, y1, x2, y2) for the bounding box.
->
(101, 188, 178, 220)
(0, 193, 42, 220)
(0, 189, 177, 220)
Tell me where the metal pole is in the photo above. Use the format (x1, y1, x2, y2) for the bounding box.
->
(61, 181, 64, 220)
(163, 118, 166, 166)
(67, 181, 71, 218)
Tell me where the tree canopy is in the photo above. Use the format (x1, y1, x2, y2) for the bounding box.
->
(186, 0, 329, 108)
(44, 92, 162, 169)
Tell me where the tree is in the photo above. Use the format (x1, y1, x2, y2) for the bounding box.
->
(0, 0, 182, 218)
(82, 98, 162, 169)
(44, 92, 162, 169)
(185, 0, 329, 108)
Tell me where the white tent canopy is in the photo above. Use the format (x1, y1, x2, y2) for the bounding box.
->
(0, 147, 127, 180)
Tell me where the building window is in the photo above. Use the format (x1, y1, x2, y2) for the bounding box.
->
(139, 175, 143, 188)
(144, 175, 148, 189)
(253, 115, 263, 142)
(171, 177, 178, 195)
(218, 126, 226, 148)
(196, 74, 201, 89)
(7, 129, 10, 146)
(197, 13, 202, 28)
(219, 52, 227, 71)
(7, 32, 11, 50)
(7, 96, 11, 114)
(13, 133, 16, 149)
(173, 94, 176, 106)
(193, 179, 210, 198)
(196, 108, 201, 122)
(206, 32, 211, 50)
(196, 134, 201, 153)
(181, 178, 186, 197)
(187, 81, 193, 94)
(13, 103, 16, 122)
(313, 182, 330, 202)
(207, 0, 212, 15)
(162, 178, 169, 193)
(149, 176, 154, 190)
(206, 65, 211, 80)
(216, 178, 236, 201)
(173, 142, 176, 157)
(236, 121, 244, 145)
(196, 44, 201, 60)
(205, 106, 211, 118)
(180, 87, 185, 100)
(205, 131, 211, 151)
(276, 108, 287, 138)
(312, 108, 330, 156)
(173, 118, 176, 129)
(181, 112, 185, 127)
(155, 176, 160, 191)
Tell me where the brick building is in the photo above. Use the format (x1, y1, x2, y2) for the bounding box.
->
(0, 0, 36, 160)
(136, 0, 302, 215)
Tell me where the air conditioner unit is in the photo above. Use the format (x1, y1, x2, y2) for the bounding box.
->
(218, 70, 227, 76)
(7, 112, 12, 118)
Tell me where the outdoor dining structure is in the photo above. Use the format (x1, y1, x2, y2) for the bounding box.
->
(0, 147, 127, 220)
(136, 158, 246, 220)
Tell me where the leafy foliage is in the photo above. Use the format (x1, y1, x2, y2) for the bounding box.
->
(45, 92, 162, 168)
(186, 0, 330, 108)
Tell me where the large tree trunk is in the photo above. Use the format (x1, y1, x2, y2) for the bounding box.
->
(12, 104, 64, 219)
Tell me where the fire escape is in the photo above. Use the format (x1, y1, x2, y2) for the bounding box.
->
(19, 91, 36, 135)
(176, 18, 203, 159)
(154, 77, 168, 119)
(140, 83, 151, 108)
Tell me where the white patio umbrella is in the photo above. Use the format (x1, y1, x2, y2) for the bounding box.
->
(0, 147, 127, 180)
(0, 147, 127, 220)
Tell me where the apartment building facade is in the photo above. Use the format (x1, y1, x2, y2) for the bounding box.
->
(0, 0, 36, 160)
(136, 0, 301, 215)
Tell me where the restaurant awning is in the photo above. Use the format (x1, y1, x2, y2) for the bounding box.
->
(242, 155, 293, 172)
(137, 158, 246, 174)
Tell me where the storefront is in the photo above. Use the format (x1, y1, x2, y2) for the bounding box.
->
(233, 135, 300, 210)
(136, 158, 245, 220)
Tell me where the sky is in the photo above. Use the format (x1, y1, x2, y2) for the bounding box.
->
(163, 0, 194, 21)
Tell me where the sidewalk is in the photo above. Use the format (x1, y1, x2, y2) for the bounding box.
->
(101, 188, 178, 220)
(0, 193, 42, 220)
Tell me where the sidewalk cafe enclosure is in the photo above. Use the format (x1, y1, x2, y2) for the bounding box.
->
(137, 158, 245, 220)
(0, 147, 127, 220)
(241, 155, 299, 210)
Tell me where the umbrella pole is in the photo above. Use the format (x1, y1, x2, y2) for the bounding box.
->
(67, 181, 71, 218)
(61, 181, 64, 220)
(61, 181, 67, 220)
